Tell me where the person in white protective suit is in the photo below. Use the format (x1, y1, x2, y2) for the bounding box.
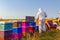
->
(35, 8, 47, 33)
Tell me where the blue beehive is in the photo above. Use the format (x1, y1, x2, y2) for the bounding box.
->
(18, 27, 22, 33)
(29, 22, 36, 26)
(5, 23, 12, 30)
(12, 27, 18, 34)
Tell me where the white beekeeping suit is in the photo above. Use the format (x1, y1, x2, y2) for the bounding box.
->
(58, 12, 60, 20)
(36, 8, 47, 33)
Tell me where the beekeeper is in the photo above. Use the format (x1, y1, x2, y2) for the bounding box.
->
(35, 8, 47, 33)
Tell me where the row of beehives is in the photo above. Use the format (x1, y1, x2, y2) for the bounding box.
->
(0, 20, 38, 40)
(0, 20, 60, 40)
(0, 16, 60, 40)
(0, 16, 36, 40)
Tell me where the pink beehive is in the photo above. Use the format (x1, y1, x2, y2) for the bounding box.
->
(12, 34, 19, 38)
(22, 26, 26, 28)
(21, 22, 29, 26)
(18, 33, 23, 38)
(22, 27, 27, 37)
(22, 27, 26, 32)
(22, 22, 26, 26)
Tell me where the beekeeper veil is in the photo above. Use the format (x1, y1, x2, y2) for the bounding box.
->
(38, 8, 44, 13)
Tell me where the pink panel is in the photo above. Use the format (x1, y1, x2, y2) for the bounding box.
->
(22, 22, 26, 26)
(12, 34, 19, 38)
(22, 28, 26, 32)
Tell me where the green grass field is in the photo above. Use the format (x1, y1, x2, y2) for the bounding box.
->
(21, 29, 60, 40)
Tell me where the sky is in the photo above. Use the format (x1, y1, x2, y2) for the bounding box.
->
(0, 0, 60, 19)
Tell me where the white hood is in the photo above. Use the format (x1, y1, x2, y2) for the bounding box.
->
(38, 8, 44, 13)
(36, 8, 47, 20)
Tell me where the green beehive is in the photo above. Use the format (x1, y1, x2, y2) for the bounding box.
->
(0, 22, 5, 31)
(0, 22, 12, 31)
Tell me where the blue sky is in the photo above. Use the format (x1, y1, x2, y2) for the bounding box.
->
(0, 0, 60, 19)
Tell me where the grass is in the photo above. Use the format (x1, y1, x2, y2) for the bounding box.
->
(21, 29, 60, 40)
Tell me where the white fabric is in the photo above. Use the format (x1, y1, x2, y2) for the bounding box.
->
(36, 8, 47, 33)
(39, 19, 46, 33)
(36, 8, 47, 20)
